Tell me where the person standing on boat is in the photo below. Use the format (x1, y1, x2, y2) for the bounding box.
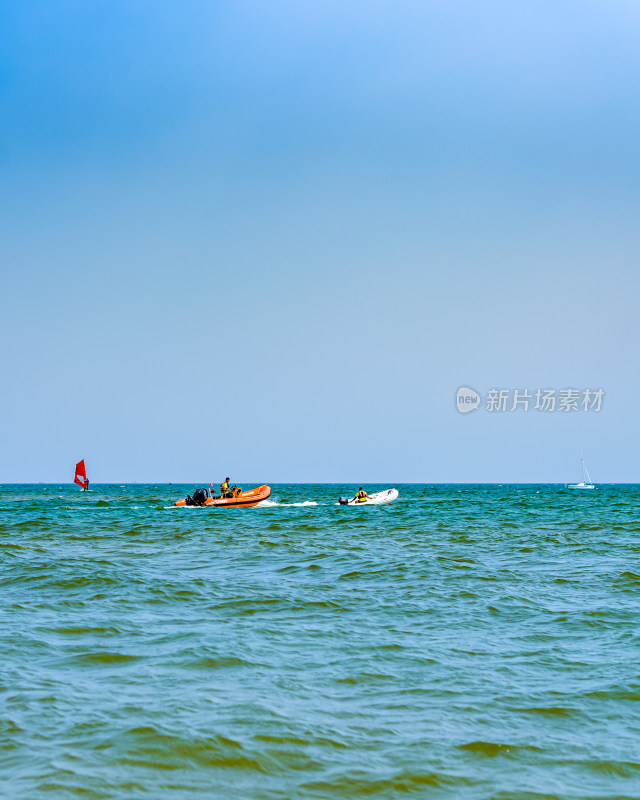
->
(221, 477, 233, 499)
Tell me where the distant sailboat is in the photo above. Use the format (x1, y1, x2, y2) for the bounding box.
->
(568, 451, 595, 489)
(74, 459, 90, 491)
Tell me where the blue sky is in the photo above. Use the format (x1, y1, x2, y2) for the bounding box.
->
(1, 0, 639, 482)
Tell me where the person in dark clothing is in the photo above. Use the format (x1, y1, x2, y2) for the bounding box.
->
(192, 488, 208, 505)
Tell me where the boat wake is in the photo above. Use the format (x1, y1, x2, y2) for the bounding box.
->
(257, 499, 318, 508)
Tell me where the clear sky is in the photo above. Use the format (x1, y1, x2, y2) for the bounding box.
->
(1, 0, 639, 483)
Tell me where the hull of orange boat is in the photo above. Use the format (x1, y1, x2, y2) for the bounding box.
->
(175, 485, 271, 508)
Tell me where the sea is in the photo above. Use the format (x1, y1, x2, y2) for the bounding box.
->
(1, 483, 639, 799)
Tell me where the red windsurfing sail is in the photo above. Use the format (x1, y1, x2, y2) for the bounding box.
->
(74, 459, 89, 490)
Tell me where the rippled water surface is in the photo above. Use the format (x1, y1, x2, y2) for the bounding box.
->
(2, 483, 640, 799)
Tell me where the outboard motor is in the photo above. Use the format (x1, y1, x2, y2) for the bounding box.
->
(338, 497, 349, 505)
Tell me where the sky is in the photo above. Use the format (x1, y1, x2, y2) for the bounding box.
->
(1, 0, 639, 483)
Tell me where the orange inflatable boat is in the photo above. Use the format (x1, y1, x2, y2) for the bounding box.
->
(175, 485, 271, 508)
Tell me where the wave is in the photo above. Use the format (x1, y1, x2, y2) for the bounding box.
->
(106, 726, 278, 772)
(301, 770, 472, 794)
(458, 741, 543, 757)
(67, 651, 141, 665)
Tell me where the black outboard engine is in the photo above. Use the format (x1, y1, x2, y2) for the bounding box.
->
(338, 497, 349, 505)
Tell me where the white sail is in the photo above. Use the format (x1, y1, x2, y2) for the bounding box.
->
(568, 451, 595, 489)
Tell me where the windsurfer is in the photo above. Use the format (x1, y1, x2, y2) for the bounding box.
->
(74, 460, 90, 491)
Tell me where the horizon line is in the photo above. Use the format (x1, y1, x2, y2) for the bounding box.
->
(2, 481, 639, 487)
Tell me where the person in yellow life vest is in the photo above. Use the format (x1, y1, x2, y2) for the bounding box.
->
(220, 477, 233, 499)
(354, 487, 369, 503)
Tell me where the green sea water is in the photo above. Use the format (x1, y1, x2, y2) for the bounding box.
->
(1, 483, 640, 799)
